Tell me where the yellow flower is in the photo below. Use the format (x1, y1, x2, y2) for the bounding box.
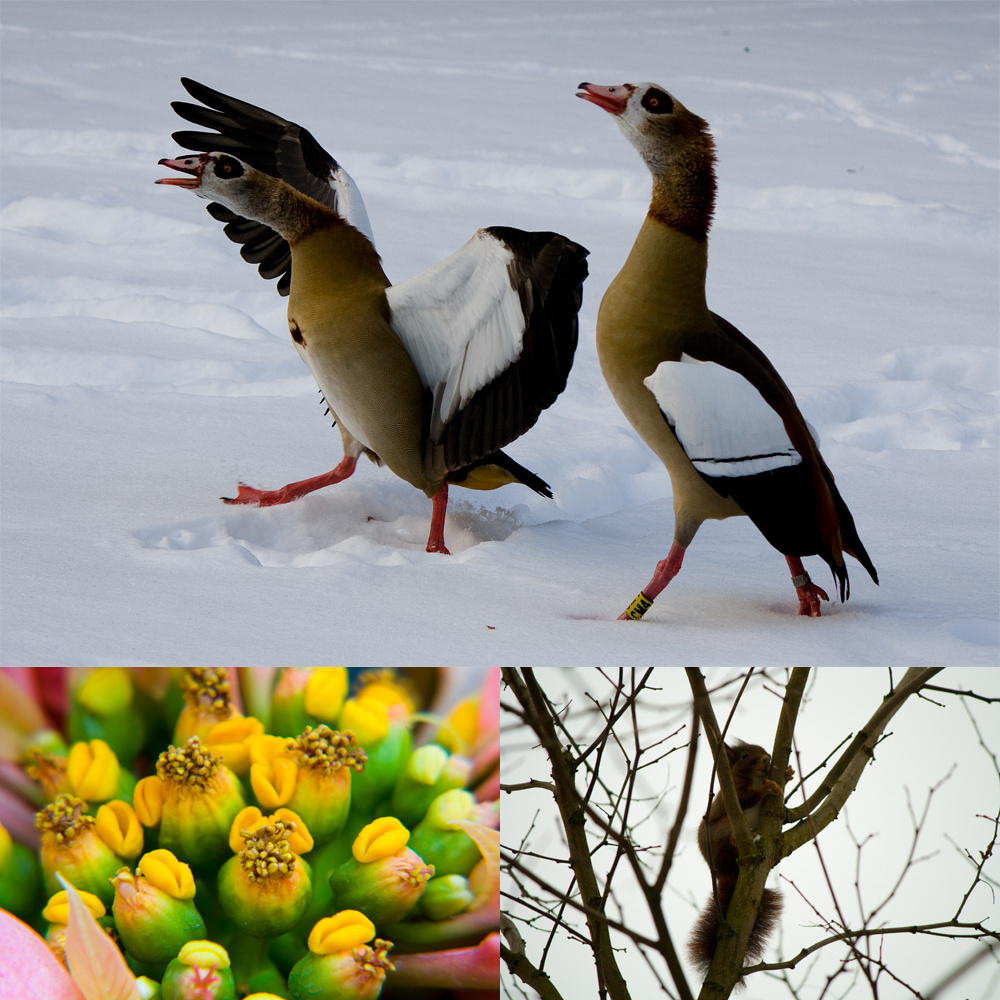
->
(228, 806, 314, 855)
(95, 800, 144, 859)
(307, 911, 376, 955)
(66, 739, 120, 802)
(174, 668, 238, 743)
(352, 817, 410, 863)
(36, 793, 123, 905)
(138, 737, 247, 874)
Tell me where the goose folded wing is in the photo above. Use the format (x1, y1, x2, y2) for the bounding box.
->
(388, 227, 587, 471)
(168, 77, 373, 294)
(644, 359, 802, 477)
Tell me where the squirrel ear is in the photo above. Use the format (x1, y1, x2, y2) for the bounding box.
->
(724, 744, 738, 762)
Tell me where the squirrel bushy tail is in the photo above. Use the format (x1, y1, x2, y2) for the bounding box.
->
(687, 874, 783, 979)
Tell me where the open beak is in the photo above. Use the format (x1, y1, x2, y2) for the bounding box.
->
(576, 82, 632, 116)
(155, 154, 204, 188)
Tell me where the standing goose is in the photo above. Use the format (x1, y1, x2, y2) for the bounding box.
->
(577, 82, 877, 618)
(157, 78, 587, 553)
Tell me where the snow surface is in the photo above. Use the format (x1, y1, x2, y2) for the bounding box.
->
(1, 1, 997, 666)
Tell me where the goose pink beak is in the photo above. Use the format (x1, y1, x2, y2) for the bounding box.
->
(156, 155, 203, 188)
(576, 82, 632, 115)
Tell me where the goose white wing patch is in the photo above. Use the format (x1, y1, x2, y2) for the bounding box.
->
(644, 360, 801, 477)
(328, 164, 374, 245)
(387, 229, 525, 439)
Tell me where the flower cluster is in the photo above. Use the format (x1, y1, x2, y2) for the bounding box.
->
(0, 667, 499, 1000)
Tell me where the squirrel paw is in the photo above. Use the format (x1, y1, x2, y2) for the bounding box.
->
(762, 779, 783, 796)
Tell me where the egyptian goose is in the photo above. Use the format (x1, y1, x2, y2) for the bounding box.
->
(577, 82, 877, 618)
(156, 79, 587, 553)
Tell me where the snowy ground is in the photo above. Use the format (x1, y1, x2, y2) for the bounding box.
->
(1, 1, 997, 666)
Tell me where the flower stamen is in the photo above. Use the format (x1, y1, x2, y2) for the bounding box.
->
(354, 938, 395, 976)
(156, 737, 221, 790)
(288, 725, 367, 774)
(180, 668, 232, 718)
(35, 793, 94, 844)
(239, 820, 297, 882)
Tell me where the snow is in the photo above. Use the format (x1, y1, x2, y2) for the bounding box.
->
(1, 1, 997, 666)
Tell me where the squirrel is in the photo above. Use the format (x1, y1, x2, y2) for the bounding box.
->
(687, 740, 793, 980)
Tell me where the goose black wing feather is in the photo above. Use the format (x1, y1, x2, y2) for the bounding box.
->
(169, 78, 345, 296)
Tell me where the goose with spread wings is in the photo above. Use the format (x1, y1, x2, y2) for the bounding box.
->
(157, 78, 587, 553)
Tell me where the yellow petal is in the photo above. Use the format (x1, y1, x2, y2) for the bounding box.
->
(339, 697, 389, 746)
(352, 816, 410, 863)
(76, 668, 133, 716)
(229, 805, 264, 853)
(307, 911, 375, 955)
(56, 872, 142, 1000)
(42, 888, 106, 925)
(67, 740, 120, 802)
(246, 733, 291, 766)
(95, 801, 143, 859)
(204, 716, 265, 776)
(176, 940, 230, 968)
(249, 756, 297, 808)
(271, 808, 314, 854)
(132, 776, 163, 827)
(304, 668, 348, 722)
(137, 849, 195, 900)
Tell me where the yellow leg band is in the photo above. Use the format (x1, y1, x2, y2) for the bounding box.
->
(624, 593, 653, 620)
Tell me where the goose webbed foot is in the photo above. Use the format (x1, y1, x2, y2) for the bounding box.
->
(221, 455, 358, 507)
(786, 555, 829, 616)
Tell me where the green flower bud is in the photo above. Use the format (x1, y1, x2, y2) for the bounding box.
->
(389, 744, 471, 828)
(339, 699, 411, 813)
(417, 873, 476, 920)
(270, 669, 313, 737)
(160, 941, 237, 1000)
(0, 821, 43, 918)
(69, 667, 146, 766)
(288, 915, 393, 1000)
(218, 820, 312, 937)
(35, 793, 123, 905)
(329, 818, 434, 924)
(141, 737, 247, 875)
(407, 789, 484, 876)
(111, 853, 206, 966)
(283, 726, 366, 844)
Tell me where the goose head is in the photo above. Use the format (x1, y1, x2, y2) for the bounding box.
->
(157, 151, 257, 201)
(577, 81, 717, 241)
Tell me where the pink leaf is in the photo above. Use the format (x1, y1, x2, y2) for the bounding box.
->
(56, 873, 142, 1000)
(389, 932, 500, 989)
(0, 908, 85, 1000)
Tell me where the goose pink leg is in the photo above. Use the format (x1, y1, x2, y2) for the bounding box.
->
(786, 555, 829, 617)
(222, 454, 358, 506)
(619, 540, 687, 620)
(426, 483, 451, 554)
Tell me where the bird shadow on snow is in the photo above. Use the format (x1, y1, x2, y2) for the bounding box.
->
(132, 487, 528, 569)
